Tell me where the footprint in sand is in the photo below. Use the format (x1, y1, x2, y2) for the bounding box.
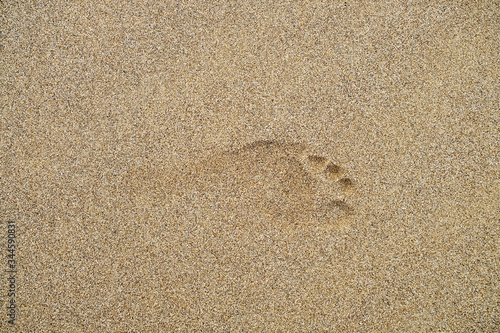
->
(168, 140, 356, 233)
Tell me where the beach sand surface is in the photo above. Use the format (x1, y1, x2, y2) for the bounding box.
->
(1, 1, 498, 331)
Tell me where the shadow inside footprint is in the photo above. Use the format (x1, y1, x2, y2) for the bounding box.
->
(327, 199, 355, 215)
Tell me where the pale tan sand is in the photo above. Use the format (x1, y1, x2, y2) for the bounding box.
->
(1, 1, 498, 331)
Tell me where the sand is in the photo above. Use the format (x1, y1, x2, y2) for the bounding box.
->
(1, 1, 498, 331)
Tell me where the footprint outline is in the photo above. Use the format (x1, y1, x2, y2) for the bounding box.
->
(176, 140, 357, 233)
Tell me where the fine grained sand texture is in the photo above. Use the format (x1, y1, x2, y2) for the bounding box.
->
(1, 1, 498, 332)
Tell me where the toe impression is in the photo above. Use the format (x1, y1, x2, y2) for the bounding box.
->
(324, 162, 345, 182)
